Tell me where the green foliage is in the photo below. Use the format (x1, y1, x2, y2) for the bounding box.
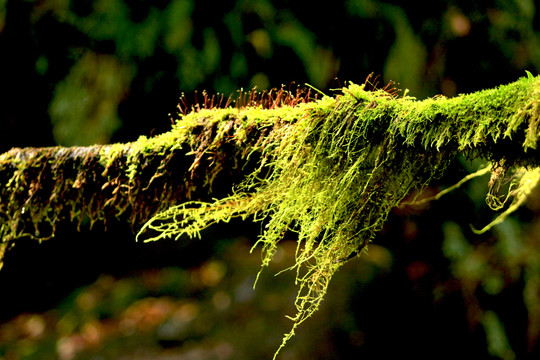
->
(0, 0, 5, 33)
(483, 310, 516, 360)
(50, 52, 133, 146)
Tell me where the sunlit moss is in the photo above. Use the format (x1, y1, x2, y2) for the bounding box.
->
(138, 75, 540, 357)
(2, 75, 540, 357)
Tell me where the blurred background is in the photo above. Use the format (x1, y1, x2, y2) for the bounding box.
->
(0, 0, 539, 359)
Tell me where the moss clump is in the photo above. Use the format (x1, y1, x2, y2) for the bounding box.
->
(139, 75, 540, 357)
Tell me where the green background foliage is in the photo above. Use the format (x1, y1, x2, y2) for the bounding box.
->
(0, 0, 539, 359)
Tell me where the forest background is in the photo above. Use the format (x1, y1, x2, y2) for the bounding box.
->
(0, 0, 539, 359)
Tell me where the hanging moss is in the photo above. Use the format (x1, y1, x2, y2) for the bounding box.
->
(139, 75, 540, 357)
(1, 75, 539, 357)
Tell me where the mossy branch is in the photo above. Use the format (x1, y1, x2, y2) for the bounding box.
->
(0, 105, 304, 266)
(1, 75, 539, 357)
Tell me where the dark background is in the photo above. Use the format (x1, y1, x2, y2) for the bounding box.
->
(0, 1, 539, 359)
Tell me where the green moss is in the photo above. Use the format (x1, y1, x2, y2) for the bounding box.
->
(137, 75, 540, 358)
(2, 75, 539, 356)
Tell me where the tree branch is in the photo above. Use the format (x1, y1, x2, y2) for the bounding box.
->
(2, 75, 540, 358)
(1, 75, 539, 269)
